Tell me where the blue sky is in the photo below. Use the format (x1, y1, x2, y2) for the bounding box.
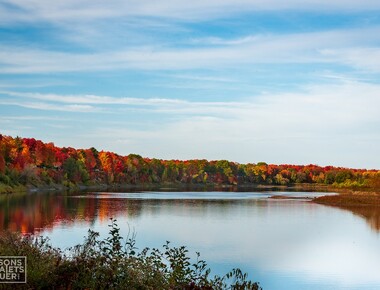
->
(0, 1, 380, 168)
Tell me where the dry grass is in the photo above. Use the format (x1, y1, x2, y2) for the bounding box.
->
(313, 192, 380, 207)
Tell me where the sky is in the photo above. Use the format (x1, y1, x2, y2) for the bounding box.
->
(0, 1, 379, 169)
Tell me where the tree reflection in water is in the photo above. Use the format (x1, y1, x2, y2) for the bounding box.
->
(1, 191, 380, 234)
(0, 191, 142, 234)
(334, 205, 380, 232)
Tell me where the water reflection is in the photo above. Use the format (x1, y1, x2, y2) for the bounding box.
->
(0, 191, 379, 234)
(0, 192, 96, 234)
(1, 191, 380, 289)
(0, 191, 277, 234)
(327, 205, 380, 232)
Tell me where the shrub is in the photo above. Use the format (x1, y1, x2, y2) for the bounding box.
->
(0, 219, 262, 290)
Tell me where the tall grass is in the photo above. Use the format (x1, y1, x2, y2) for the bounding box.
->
(0, 219, 261, 290)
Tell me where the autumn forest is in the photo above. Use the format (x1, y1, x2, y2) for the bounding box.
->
(0, 134, 379, 192)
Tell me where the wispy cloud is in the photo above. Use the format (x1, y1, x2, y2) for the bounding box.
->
(2, 80, 379, 167)
(0, 80, 74, 88)
(320, 47, 380, 72)
(1, 91, 188, 106)
(166, 74, 240, 83)
(0, 90, 252, 116)
(0, 115, 67, 121)
(1, 0, 380, 25)
(0, 100, 98, 112)
(1, 27, 380, 74)
(1, 0, 379, 169)
(3, 80, 380, 121)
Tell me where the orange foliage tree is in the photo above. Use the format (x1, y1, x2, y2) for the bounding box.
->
(0, 134, 379, 188)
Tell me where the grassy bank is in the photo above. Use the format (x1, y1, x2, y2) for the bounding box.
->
(313, 191, 380, 207)
(0, 219, 261, 290)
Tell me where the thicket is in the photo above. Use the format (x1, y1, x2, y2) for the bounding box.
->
(0, 219, 261, 290)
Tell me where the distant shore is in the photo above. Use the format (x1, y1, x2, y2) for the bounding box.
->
(2, 182, 380, 207)
(1, 181, 337, 194)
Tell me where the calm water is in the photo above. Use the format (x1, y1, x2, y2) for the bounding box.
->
(1, 190, 380, 290)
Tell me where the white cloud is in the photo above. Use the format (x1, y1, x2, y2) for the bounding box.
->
(21, 80, 375, 168)
(0, 100, 98, 112)
(0, 80, 74, 88)
(321, 47, 380, 72)
(166, 74, 240, 83)
(1, 0, 379, 170)
(3, 80, 379, 121)
(0, 115, 67, 121)
(1, 0, 380, 25)
(1, 91, 190, 106)
(1, 27, 380, 74)
(3, 80, 379, 167)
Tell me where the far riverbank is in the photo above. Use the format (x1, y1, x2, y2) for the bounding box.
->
(2, 181, 380, 208)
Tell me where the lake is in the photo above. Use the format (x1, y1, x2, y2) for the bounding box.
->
(1, 189, 380, 290)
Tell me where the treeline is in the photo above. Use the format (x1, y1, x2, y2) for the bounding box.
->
(0, 134, 379, 190)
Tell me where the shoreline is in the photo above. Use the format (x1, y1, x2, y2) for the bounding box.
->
(2, 182, 379, 207)
(1, 182, 336, 194)
(312, 190, 380, 207)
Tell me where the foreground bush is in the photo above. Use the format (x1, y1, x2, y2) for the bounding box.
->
(0, 219, 261, 290)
